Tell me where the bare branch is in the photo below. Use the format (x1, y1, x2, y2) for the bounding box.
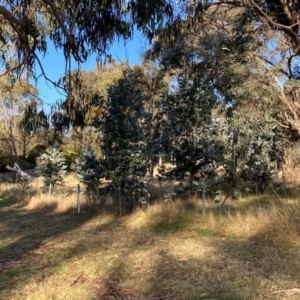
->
(279, 0, 297, 25)
(266, 116, 290, 129)
(70, 0, 85, 34)
(210, 1, 242, 6)
(249, 0, 300, 50)
(0, 6, 27, 44)
(33, 52, 66, 95)
(262, 57, 292, 78)
(249, 0, 294, 30)
(272, 288, 300, 294)
(6, 163, 36, 181)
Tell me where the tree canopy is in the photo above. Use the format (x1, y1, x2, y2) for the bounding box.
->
(0, 0, 176, 84)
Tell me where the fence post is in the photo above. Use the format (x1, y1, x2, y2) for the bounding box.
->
(48, 183, 52, 197)
(77, 184, 80, 214)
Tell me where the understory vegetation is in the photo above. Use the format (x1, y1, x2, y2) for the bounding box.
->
(1, 176, 300, 299)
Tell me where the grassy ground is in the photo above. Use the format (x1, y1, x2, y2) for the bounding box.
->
(2, 178, 300, 299)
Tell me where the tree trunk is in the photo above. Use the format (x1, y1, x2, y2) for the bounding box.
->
(7, 132, 19, 163)
(231, 131, 239, 181)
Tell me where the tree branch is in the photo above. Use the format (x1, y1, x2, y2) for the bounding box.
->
(70, 0, 84, 34)
(0, 63, 26, 77)
(262, 57, 292, 78)
(6, 163, 36, 181)
(33, 52, 65, 95)
(211, 1, 242, 6)
(41, 0, 73, 43)
(0, 6, 27, 44)
(272, 288, 300, 294)
(279, 0, 296, 25)
(0, 6, 26, 27)
(249, 0, 300, 50)
(266, 115, 290, 129)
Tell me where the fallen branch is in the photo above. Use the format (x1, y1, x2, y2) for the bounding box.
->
(70, 273, 84, 286)
(271, 288, 300, 294)
(143, 294, 181, 300)
(6, 163, 37, 181)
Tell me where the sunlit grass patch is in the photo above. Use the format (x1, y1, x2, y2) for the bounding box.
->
(24, 192, 78, 213)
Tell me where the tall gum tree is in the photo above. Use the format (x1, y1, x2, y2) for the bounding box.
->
(190, 1, 300, 137)
(0, 74, 38, 161)
(145, 1, 287, 186)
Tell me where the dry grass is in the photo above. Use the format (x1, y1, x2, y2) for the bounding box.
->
(2, 173, 86, 213)
(2, 181, 300, 299)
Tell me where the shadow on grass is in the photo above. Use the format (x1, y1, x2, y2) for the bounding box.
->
(3, 181, 300, 299)
(146, 250, 255, 300)
(0, 185, 39, 208)
(0, 184, 120, 298)
(89, 237, 264, 299)
(89, 194, 300, 299)
(206, 190, 300, 217)
(91, 232, 300, 299)
(211, 238, 300, 299)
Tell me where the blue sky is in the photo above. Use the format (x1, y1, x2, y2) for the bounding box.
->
(36, 30, 147, 109)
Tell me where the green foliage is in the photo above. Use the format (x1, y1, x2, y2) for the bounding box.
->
(36, 148, 67, 191)
(59, 63, 127, 129)
(1, 0, 176, 86)
(27, 143, 46, 164)
(75, 145, 103, 200)
(2, 0, 289, 206)
(240, 123, 284, 191)
(158, 76, 223, 183)
(64, 150, 77, 170)
(20, 101, 49, 134)
(0, 156, 30, 172)
(97, 66, 155, 213)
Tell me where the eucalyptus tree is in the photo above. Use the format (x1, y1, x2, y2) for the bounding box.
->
(145, 1, 288, 196)
(19, 99, 49, 157)
(188, 1, 300, 138)
(83, 61, 128, 97)
(60, 61, 128, 130)
(0, 74, 39, 161)
(192, 1, 300, 58)
(0, 0, 177, 111)
(0, 0, 175, 69)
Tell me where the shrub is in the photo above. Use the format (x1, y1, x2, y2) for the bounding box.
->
(64, 150, 77, 170)
(27, 143, 46, 164)
(36, 147, 67, 193)
(75, 145, 103, 201)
